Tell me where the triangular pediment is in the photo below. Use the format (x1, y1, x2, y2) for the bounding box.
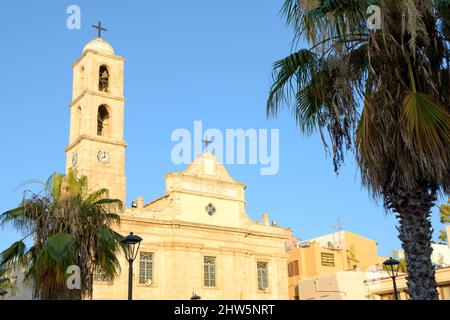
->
(164, 152, 245, 203)
(180, 152, 243, 185)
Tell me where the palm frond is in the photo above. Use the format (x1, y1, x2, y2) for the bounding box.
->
(401, 91, 450, 155)
(0, 241, 27, 267)
(94, 225, 122, 279)
(267, 49, 318, 117)
(45, 172, 64, 201)
(92, 198, 124, 216)
(85, 188, 110, 204)
(11, 179, 45, 193)
(65, 170, 83, 196)
(0, 206, 25, 228)
(44, 233, 77, 264)
(294, 79, 324, 133)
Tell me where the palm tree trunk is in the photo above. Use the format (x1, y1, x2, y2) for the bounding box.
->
(387, 186, 439, 300)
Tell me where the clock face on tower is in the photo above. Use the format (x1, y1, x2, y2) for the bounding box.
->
(97, 150, 110, 164)
(72, 152, 77, 167)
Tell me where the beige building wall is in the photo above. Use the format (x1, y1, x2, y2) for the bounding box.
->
(298, 271, 371, 300)
(94, 215, 290, 300)
(287, 242, 347, 299)
(66, 38, 291, 300)
(447, 226, 450, 247)
(92, 153, 291, 300)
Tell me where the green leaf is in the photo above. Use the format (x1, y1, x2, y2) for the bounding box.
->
(402, 91, 450, 154)
(294, 80, 324, 133)
(0, 241, 26, 267)
(85, 188, 110, 204)
(49, 173, 64, 201)
(0, 206, 25, 227)
(94, 225, 122, 280)
(267, 49, 318, 117)
(440, 198, 450, 224)
(439, 229, 448, 242)
(44, 232, 77, 262)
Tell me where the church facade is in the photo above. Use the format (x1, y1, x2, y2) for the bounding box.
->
(65, 37, 291, 300)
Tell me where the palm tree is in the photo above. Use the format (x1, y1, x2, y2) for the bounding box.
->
(0, 170, 124, 299)
(267, 0, 449, 299)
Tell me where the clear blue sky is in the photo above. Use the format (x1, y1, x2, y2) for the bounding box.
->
(0, 0, 446, 256)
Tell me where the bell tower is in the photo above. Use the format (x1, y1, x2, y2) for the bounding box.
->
(65, 34, 127, 204)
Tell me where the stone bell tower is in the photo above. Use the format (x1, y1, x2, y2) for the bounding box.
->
(65, 33, 127, 204)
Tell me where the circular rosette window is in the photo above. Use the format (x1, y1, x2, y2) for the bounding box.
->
(205, 203, 216, 216)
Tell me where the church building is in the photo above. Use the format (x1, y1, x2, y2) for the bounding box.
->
(65, 35, 291, 300)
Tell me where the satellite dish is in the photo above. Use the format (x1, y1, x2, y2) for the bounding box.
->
(145, 279, 152, 286)
(263, 288, 269, 293)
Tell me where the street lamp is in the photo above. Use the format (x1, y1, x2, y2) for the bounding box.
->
(121, 232, 143, 300)
(191, 291, 201, 300)
(383, 257, 400, 300)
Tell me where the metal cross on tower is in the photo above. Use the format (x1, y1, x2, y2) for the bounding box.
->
(92, 21, 107, 38)
(202, 136, 212, 150)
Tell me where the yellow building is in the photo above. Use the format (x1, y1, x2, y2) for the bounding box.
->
(65, 36, 292, 300)
(287, 231, 386, 299)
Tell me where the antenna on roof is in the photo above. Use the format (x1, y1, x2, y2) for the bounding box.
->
(332, 219, 343, 247)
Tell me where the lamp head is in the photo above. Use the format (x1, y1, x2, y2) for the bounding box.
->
(383, 257, 400, 278)
(120, 232, 143, 262)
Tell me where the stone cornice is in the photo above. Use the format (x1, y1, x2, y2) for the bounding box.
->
(72, 50, 125, 68)
(149, 243, 287, 259)
(70, 89, 125, 107)
(119, 215, 291, 240)
(171, 189, 245, 204)
(65, 134, 128, 152)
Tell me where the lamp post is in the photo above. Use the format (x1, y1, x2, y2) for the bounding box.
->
(383, 257, 400, 300)
(191, 291, 201, 300)
(121, 232, 143, 300)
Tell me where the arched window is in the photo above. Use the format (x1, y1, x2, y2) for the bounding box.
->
(99, 65, 109, 92)
(79, 65, 85, 91)
(97, 105, 110, 136)
(74, 106, 82, 137)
